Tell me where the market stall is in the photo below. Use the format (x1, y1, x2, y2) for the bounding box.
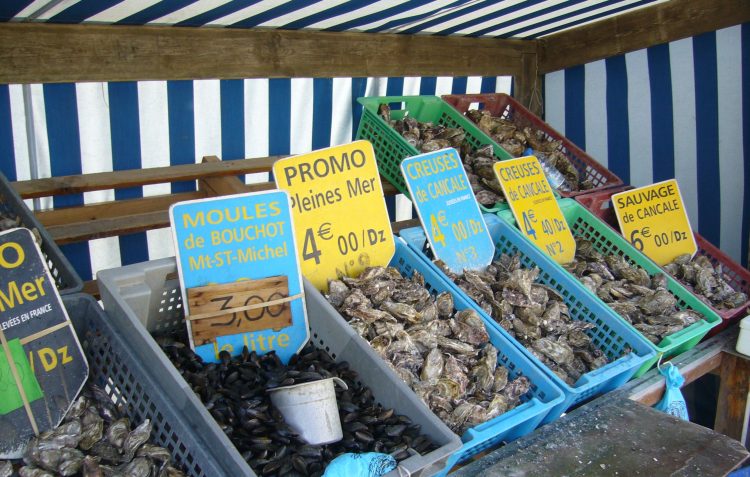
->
(0, 0, 748, 476)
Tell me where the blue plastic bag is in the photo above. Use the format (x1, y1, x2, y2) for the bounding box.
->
(323, 452, 397, 477)
(654, 362, 689, 420)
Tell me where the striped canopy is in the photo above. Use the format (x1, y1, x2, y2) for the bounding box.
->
(3, 0, 666, 39)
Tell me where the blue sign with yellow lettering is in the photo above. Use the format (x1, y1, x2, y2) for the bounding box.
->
(170, 190, 308, 364)
(401, 148, 494, 273)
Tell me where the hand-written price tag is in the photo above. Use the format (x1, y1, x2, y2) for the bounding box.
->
(273, 141, 395, 292)
(494, 156, 576, 264)
(0, 228, 88, 458)
(612, 179, 697, 265)
(170, 191, 308, 364)
(401, 148, 494, 273)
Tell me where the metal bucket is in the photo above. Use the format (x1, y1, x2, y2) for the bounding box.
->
(268, 377, 348, 445)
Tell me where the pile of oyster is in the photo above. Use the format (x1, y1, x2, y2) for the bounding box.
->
(564, 238, 704, 344)
(378, 105, 506, 208)
(156, 331, 437, 476)
(464, 109, 593, 192)
(435, 254, 610, 386)
(1, 384, 184, 477)
(327, 266, 530, 435)
(664, 254, 747, 311)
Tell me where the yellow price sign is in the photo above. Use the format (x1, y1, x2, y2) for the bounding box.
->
(493, 156, 576, 264)
(612, 179, 697, 265)
(273, 141, 395, 292)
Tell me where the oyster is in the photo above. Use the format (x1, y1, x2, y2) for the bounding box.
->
(464, 109, 593, 191)
(378, 105, 507, 207)
(567, 237, 709, 344)
(440, 254, 613, 386)
(329, 267, 528, 434)
(18, 386, 186, 477)
(664, 253, 747, 311)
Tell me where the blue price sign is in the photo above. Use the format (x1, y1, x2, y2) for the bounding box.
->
(401, 148, 494, 273)
(170, 190, 308, 364)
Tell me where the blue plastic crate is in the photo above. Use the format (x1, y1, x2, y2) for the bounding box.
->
(399, 217, 656, 424)
(391, 239, 564, 474)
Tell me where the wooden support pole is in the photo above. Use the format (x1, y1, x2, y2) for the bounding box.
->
(513, 49, 543, 117)
(198, 156, 253, 196)
(715, 353, 750, 442)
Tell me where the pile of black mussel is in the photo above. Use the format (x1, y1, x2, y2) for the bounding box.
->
(157, 333, 437, 477)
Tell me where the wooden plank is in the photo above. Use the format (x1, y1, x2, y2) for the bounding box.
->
(33, 181, 401, 243)
(48, 210, 171, 244)
(627, 330, 733, 406)
(13, 157, 279, 199)
(391, 218, 422, 233)
(83, 280, 99, 300)
(187, 277, 293, 346)
(715, 353, 750, 441)
(452, 398, 749, 477)
(35, 191, 204, 227)
(629, 351, 723, 406)
(0, 23, 535, 84)
(540, 0, 750, 73)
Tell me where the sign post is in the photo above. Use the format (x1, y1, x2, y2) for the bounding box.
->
(493, 156, 576, 264)
(400, 148, 494, 273)
(170, 191, 308, 364)
(273, 141, 395, 291)
(612, 179, 697, 265)
(0, 228, 88, 458)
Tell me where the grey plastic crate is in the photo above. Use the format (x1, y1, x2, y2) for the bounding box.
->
(64, 293, 234, 476)
(0, 172, 82, 294)
(97, 258, 461, 477)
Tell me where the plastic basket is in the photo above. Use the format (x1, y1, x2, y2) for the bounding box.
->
(64, 294, 231, 476)
(355, 95, 514, 213)
(576, 187, 750, 336)
(97, 257, 461, 477)
(399, 220, 655, 422)
(0, 172, 82, 294)
(441, 93, 623, 198)
(388, 239, 564, 474)
(497, 199, 722, 377)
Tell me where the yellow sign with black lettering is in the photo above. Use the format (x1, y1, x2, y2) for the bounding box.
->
(273, 141, 395, 292)
(493, 156, 576, 264)
(612, 179, 697, 265)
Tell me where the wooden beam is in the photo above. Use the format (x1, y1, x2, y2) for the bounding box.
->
(627, 332, 731, 407)
(0, 23, 535, 84)
(714, 352, 750, 442)
(539, 0, 750, 73)
(13, 157, 279, 199)
(35, 191, 204, 227)
(48, 210, 172, 244)
(35, 179, 400, 243)
(629, 351, 724, 407)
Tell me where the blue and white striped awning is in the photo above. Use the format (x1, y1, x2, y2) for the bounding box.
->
(2, 0, 668, 39)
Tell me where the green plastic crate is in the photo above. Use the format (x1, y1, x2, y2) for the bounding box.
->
(497, 199, 721, 377)
(356, 95, 514, 213)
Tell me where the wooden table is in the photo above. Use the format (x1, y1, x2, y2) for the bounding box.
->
(454, 329, 750, 476)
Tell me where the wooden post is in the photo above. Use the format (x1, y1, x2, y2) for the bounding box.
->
(715, 352, 750, 443)
(513, 50, 543, 118)
(198, 156, 253, 196)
